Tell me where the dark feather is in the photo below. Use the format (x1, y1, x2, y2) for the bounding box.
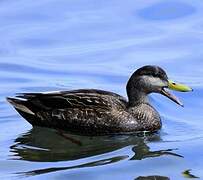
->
(7, 65, 168, 134)
(16, 89, 127, 110)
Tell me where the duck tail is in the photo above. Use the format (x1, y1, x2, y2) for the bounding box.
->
(6, 97, 39, 126)
(7, 97, 35, 115)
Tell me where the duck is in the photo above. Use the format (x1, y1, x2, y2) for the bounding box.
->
(7, 65, 192, 135)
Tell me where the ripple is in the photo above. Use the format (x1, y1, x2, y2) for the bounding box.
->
(0, 0, 203, 179)
(138, 1, 196, 21)
(0, 77, 30, 83)
(20, 155, 129, 176)
(0, 62, 57, 74)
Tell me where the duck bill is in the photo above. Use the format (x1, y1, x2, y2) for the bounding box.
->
(168, 80, 193, 92)
(161, 80, 193, 107)
(161, 88, 184, 107)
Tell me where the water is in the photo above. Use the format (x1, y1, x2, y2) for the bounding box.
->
(0, 0, 203, 179)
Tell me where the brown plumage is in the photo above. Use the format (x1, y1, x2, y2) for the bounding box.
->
(7, 65, 191, 135)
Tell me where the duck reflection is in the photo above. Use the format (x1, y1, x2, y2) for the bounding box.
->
(10, 127, 182, 162)
(10, 127, 183, 176)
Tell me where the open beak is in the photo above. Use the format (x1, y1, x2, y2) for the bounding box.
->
(161, 80, 193, 107)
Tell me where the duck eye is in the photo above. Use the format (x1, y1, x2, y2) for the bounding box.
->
(151, 73, 159, 78)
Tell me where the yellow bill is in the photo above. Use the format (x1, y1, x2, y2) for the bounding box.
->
(168, 80, 193, 92)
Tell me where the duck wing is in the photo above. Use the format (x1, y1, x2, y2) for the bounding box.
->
(15, 89, 127, 110)
(7, 89, 128, 134)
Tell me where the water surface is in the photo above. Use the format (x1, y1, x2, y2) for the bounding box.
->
(0, 0, 203, 179)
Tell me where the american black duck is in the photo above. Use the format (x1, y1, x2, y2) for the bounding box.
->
(7, 65, 192, 135)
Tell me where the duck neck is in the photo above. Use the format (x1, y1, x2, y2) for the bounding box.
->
(127, 89, 149, 107)
(126, 78, 149, 107)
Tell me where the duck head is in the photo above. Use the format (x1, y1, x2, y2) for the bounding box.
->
(127, 65, 192, 106)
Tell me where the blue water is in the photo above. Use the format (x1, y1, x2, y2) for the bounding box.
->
(0, 0, 203, 179)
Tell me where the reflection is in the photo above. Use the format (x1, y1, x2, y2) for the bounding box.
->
(135, 175, 170, 180)
(10, 127, 183, 162)
(20, 155, 128, 176)
(10, 127, 145, 162)
(182, 169, 199, 179)
(131, 145, 183, 160)
(10, 127, 183, 176)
